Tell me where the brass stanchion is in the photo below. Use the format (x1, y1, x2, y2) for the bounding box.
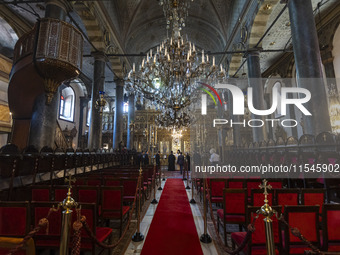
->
(189, 176, 196, 204)
(132, 167, 144, 242)
(60, 175, 78, 255)
(157, 165, 163, 191)
(257, 179, 275, 255)
(200, 177, 212, 243)
(151, 164, 158, 204)
(185, 164, 190, 189)
(183, 164, 187, 181)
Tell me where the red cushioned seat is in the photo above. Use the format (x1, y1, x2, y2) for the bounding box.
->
(209, 196, 223, 203)
(0, 249, 26, 255)
(217, 209, 245, 222)
(231, 231, 246, 246)
(217, 189, 247, 246)
(31, 186, 51, 201)
(283, 205, 320, 254)
(322, 204, 340, 251)
(101, 187, 130, 237)
(95, 227, 113, 242)
(231, 206, 282, 254)
(31, 201, 62, 250)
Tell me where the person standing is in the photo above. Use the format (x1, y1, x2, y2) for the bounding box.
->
(209, 148, 220, 164)
(137, 150, 143, 167)
(144, 151, 149, 165)
(168, 151, 175, 171)
(177, 152, 185, 174)
(186, 152, 191, 171)
(156, 151, 161, 171)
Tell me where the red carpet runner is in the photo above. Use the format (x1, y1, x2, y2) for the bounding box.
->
(141, 179, 203, 255)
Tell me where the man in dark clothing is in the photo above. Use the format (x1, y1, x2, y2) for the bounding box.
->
(168, 151, 175, 171)
(186, 153, 191, 171)
(177, 152, 185, 174)
(144, 151, 149, 165)
(137, 150, 143, 167)
(155, 151, 161, 171)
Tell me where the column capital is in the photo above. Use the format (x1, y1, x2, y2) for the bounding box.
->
(91, 51, 108, 62)
(46, 0, 73, 13)
(244, 48, 263, 58)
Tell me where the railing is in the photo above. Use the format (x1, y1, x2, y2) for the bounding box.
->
(55, 121, 69, 150)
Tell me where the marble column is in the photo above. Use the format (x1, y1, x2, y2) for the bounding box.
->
(247, 49, 268, 142)
(28, 0, 70, 150)
(113, 79, 124, 149)
(287, 0, 331, 134)
(127, 92, 135, 150)
(88, 52, 106, 150)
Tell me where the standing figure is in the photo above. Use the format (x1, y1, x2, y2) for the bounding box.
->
(156, 151, 161, 171)
(177, 152, 185, 174)
(168, 151, 175, 171)
(144, 151, 149, 165)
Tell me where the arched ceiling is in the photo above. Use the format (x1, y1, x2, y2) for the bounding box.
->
(102, 0, 232, 55)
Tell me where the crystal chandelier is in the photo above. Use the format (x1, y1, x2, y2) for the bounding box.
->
(126, 30, 226, 110)
(125, 0, 227, 128)
(159, 0, 193, 31)
(155, 109, 193, 129)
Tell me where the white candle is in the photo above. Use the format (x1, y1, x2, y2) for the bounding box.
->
(153, 55, 156, 63)
(220, 64, 223, 72)
(150, 49, 152, 57)
(193, 44, 196, 52)
(170, 37, 173, 45)
(167, 54, 170, 61)
(133, 63, 135, 72)
(213, 56, 215, 66)
(142, 59, 145, 68)
(202, 50, 204, 63)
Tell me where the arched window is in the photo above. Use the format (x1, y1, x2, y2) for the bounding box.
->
(123, 102, 129, 113)
(59, 87, 75, 122)
(87, 100, 91, 126)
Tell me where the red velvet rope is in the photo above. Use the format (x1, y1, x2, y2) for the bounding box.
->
(205, 178, 256, 255)
(7, 206, 61, 255)
(276, 213, 322, 254)
(74, 174, 142, 250)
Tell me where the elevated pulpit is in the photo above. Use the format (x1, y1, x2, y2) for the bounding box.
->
(8, 18, 83, 150)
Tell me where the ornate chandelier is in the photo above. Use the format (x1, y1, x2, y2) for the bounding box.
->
(126, 30, 226, 110)
(159, 0, 193, 31)
(125, 0, 227, 128)
(155, 109, 192, 129)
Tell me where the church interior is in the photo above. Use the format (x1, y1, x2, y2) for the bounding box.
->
(1, 0, 340, 254)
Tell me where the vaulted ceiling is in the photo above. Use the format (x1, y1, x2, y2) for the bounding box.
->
(101, 0, 232, 55)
